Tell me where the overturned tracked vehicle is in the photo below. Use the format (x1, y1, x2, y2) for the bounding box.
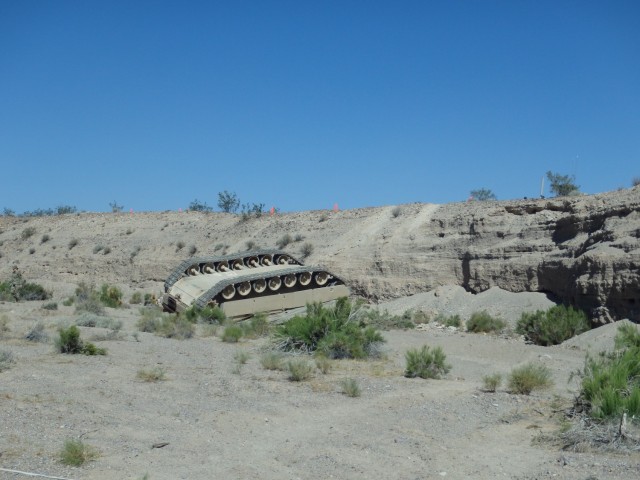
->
(161, 250, 350, 318)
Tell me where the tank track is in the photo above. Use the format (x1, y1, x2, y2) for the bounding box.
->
(164, 249, 304, 291)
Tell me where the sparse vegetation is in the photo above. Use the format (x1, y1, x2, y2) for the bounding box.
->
(404, 345, 451, 379)
(21, 226, 36, 240)
(56, 326, 107, 355)
(189, 245, 197, 255)
(245, 240, 257, 250)
(315, 355, 332, 374)
(516, 305, 590, 346)
(109, 200, 124, 212)
(137, 367, 167, 382)
(59, 438, 98, 466)
(357, 307, 415, 330)
(41, 234, 50, 244)
(218, 190, 240, 213)
(184, 305, 226, 324)
(240, 202, 265, 220)
(546, 171, 580, 197)
(0, 349, 15, 372)
(103, 246, 112, 255)
(74, 283, 105, 315)
(0, 272, 51, 302)
(75, 313, 122, 330)
(234, 350, 250, 365)
(276, 298, 385, 359)
(42, 301, 58, 311)
(470, 188, 497, 201)
(260, 351, 284, 370)
(276, 234, 293, 249)
(25, 322, 48, 342)
(300, 242, 314, 258)
(188, 199, 213, 212)
(507, 363, 552, 394)
(126, 227, 134, 235)
(294, 233, 304, 242)
(286, 358, 313, 382)
(466, 311, 506, 333)
(391, 206, 402, 218)
(29, 247, 36, 254)
(62, 297, 74, 306)
(340, 378, 361, 397)
(435, 313, 462, 328)
(130, 245, 141, 262)
(176, 241, 185, 252)
(633, 176, 640, 187)
(99, 284, 123, 308)
(222, 325, 243, 343)
(572, 324, 640, 419)
(93, 245, 104, 254)
(482, 373, 502, 392)
(130, 292, 143, 304)
(68, 238, 79, 250)
(241, 313, 270, 338)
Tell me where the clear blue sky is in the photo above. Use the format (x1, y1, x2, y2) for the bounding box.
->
(1, 1, 638, 213)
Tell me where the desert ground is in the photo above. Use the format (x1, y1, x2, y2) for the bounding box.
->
(0, 199, 639, 479)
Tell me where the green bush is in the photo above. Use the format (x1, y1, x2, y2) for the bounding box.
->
(74, 283, 104, 315)
(158, 316, 195, 339)
(435, 314, 461, 328)
(300, 242, 314, 258)
(184, 305, 226, 324)
(137, 307, 164, 332)
(25, 322, 48, 342)
(466, 311, 506, 333)
(575, 325, 640, 419)
(16, 282, 51, 301)
(516, 305, 589, 346)
(59, 439, 98, 466)
(99, 284, 123, 308)
(358, 307, 414, 330)
(222, 325, 243, 343)
(276, 234, 293, 249)
(287, 358, 313, 381)
(276, 298, 384, 359)
(482, 373, 502, 392)
(404, 345, 451, 379)
(507, 363, 552, 394)
(21, 227, 36, 240)
(42, 302, 58, 310)
(315, 355, 331, 374)
(241, 313, 270, 338)
(130, 292, 143, 304)
(55, 326, 106, 355)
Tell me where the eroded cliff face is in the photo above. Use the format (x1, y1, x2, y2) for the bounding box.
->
(1, 188, 638, 322)
(320, 188, 639, 323)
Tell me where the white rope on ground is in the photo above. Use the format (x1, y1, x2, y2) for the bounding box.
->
(0, 467, 76, 480)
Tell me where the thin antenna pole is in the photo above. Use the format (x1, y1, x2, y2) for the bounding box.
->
(540, 176, 545, 197)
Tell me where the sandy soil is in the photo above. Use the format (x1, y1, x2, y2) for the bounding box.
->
(1, 297, 639, 480)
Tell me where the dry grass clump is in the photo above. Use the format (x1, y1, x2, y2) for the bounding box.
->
(466, 311, 506, 333)
(340, 378, 361, 397)
(137, 367, 167, 382)
(507, 363, 552, 394)
(404, 345, 451, 379)
(25, 321, 48, 342)
(287, 358, 313, 382)
(59, 439, 98, 466)
(315, 356, 332, 374)
(260, 351, 285, 370)
(481, 373, 503, 392)
(0, 349, 15, 372)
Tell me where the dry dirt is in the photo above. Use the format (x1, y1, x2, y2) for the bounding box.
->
(0, 205, 639, 480)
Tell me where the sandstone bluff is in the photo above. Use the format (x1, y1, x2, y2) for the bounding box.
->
(1, 187, 638, 322)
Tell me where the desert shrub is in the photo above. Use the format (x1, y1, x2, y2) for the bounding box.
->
(633, 176, 640, 187)
(276, 298, 384, 359)
(315, 355, 331, 374)
(340, 378, 361, 397)
(434, 314, 461, 328)
(99, 284, 123, 308)
(214, 243, 224, 251)
(25, 322, 48, 342)
(516, 305, 589, 346)
(68, 238, 79, 250)
(103, 246, 111, 255)
(358, 307, 414, 330)
(318, 213, 328, 222)
(546, 171, 580, 196)
(245, 240, 256, 250)
(300, 242, 314, 258)
(42, 302, 58, 310)
(391, 206, 402, 218)
(287, 358, 313, 381)
(507, 363, 552, 394)
(189, 245, 197, 255)
(56, 326, 106, 355)
(234, 350, 250, 365)
(184, 305, 226, 324)
(137, 307, 165, 332)
(62, 297, 74, 306)
(614, 323, 640, 349)
(222, 325, 243, 343)
(0, 349, 15, 372)
(188, 199, 213, 212)
(482, 373, 502, 392)
(130, 246, 141, 262)
(59, 439, 98, 466)
(158, 316, 195, 339)
(470, 188, 497, 201)
(126, 228, 133, 235)
(21, 226, 36, 240)
(0, 281, 12, 301)
(41, 234, 50, 244)
(218, 190, 240, 213)
(294, 233, 304, 242)
(93, 245, 104, 254)
(74, 283, 104, 315)
(137, 367, 166, 382)
(466, 311, 506, 333)
(276, 234, 293, 249)
(143, 293, 156, 306)
(130, 292, 143, 304)
(0, 315, 9, 337)
(574, 325, 640, 419)
(404, 345, 451, 379)
(261, 351, 284, 370)
(175, 241, 185, 252)
(241, 313, 270, 338)
(29, 247, 36, 254)
(75, 313, 122, 330)
(16, 282, 51, 301)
